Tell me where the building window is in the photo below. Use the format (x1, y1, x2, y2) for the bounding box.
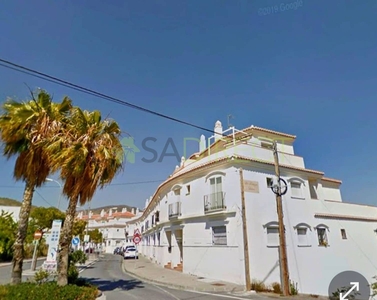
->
(212, 226, 227, 246)
(210, 177, 222, 194)
(341, 229, 347, 239)
(261, 142, 272, 149)
(266, 227, 279, 247)
(290, 182, 303, 198)
(157, 232, 161, 246)
(317, 227, 328, 247)
(296, 227, 311, 247)
(186, 185, 191, 195)
(266, 177, 273, 188)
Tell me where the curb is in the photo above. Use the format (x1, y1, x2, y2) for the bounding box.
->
(0, 257, 46, 268)
(121, 260, 244, 293)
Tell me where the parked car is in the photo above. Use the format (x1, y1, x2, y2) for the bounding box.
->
(124, 245, 138, 259)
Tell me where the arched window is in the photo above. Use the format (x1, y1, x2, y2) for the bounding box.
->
(314, 224, 329, 247)
(263, 221, 279, 247)
(293, 223, 311, 247)
(287, 177, 305, 199)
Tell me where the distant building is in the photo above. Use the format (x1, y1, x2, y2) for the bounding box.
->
(0, 206, 20, 222)
(126, 121, 377, 296)
(76, 206, 141, 253)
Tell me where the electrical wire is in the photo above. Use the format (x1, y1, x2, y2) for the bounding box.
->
(0, 58, 213, 133)
(34, 190, 54, 207)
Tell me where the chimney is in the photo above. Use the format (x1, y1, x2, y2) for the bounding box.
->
(214, 120, 223, 141)
(199, 134, 206, 152)
(109, 208, 112, 216)
(100, 209, 105, 217)
(131, 208, 135, 215)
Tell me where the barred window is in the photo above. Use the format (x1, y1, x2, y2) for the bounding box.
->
(212, 226, 227, 245)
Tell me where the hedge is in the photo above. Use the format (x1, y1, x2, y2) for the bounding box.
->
(0, 282, 98, 300)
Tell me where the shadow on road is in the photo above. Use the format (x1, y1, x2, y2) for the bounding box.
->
(83, 277, 144, 291)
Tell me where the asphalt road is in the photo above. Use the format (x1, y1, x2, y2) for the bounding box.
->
(80, 254, 268, 300)
(0, 259, 45, 285)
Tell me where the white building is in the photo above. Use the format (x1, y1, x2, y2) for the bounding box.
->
(0, 206, 21, 221)
(126, 121, 377, 296)
(76, 207, 141, 253)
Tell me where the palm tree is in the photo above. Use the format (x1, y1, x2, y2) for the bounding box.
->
(0, 90, 72, 284)
(48, 107, 124, 286)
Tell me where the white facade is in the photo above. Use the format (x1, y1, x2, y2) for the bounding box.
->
(0, 205, 21, 221)
(126, 121, 377, 296)
(76, 207, 141, 253)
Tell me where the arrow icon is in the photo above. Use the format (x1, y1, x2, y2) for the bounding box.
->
(340, 282, 359, 300)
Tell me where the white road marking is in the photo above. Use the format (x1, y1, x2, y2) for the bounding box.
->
(153, 285, 181, 300)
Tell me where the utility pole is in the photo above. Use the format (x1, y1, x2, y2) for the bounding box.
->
(239, 168, 251, 291)
(272, 141, 290, 296)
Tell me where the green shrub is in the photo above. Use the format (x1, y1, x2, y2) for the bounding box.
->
(69, 250, 86, 266)
(67, 264, 79, 284)
(0, 282, 97, 300)
(33, 269, 50, 284)
(290, 280, 299, 295)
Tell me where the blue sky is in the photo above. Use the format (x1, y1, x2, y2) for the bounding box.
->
(0, 0, 376, 211)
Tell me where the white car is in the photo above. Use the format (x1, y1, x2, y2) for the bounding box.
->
(124, 246, 138, 259)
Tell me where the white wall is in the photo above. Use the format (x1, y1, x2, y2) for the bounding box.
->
(0, 206, 20, 221)
(126, 129, 377, 296)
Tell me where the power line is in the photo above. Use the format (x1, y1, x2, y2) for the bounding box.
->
(34, 190, 54, 207)
(0, 58, 213, 133)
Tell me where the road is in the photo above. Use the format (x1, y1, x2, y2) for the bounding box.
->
(0, 259, 45, 284)
(80, 254, 268, 300)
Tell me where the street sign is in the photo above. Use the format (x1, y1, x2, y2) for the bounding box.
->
(134, 228, 140, 235)
(133, 233, 141, 244)
(72, 237, 80, 246)
(84, 235, 90, 242)
(34, 230, 43, 240)
(44, 219, 62, 271)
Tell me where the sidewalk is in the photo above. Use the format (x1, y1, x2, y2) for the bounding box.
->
(0, 257, 46, 268)
(23, 254, 99, 276)
(122, 255, 247, 293)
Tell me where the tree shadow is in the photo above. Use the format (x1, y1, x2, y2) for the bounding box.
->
(83, 277, 144, 291)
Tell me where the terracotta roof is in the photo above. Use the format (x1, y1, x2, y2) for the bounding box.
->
(245, 125, 296, 140)
(130, 154, 327, 223)
(322, 177, 342, 184)
(76, 211, 134, 220)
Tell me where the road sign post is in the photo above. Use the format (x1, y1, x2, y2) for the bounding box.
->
(133, 233, 141, 245)
(72, 236, 80, 251)
(43, 219, 62, 271)
(31, 231, 43, 271)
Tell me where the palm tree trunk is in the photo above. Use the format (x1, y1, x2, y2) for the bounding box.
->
(57, 196, 78, 286)
(11, 181, 34, 284)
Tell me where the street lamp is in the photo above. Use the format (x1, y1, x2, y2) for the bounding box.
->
(46, 178, 63, 210)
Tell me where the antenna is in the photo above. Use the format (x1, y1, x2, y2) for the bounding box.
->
(227, 114, 234, 128)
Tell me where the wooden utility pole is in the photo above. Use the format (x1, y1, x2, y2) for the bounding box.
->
(272, 141, 290, 296)
(239, 168, 251, 291)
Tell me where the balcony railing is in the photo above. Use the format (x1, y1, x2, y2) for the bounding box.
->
(168, 202, 181, 218)
(204, 191, 226, 213)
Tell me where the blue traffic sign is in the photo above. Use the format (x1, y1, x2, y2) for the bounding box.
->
(72, 237, 80, 246)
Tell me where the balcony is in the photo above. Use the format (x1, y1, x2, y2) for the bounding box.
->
(168, 202, 181, 219)
(204, 191, 226, 213)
